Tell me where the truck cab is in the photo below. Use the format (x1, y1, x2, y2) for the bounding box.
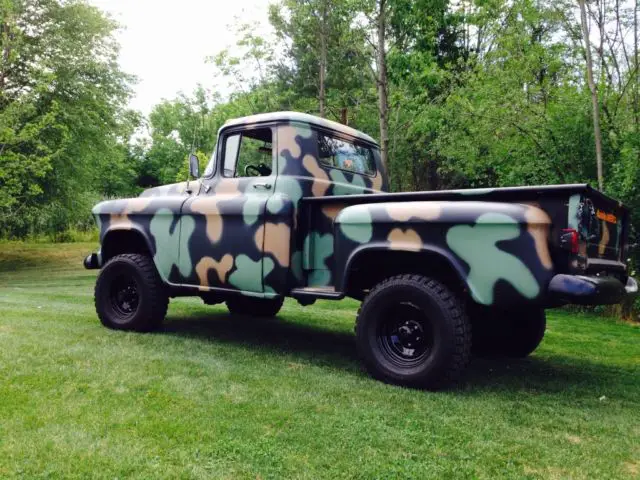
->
(85, 111, 637, 389)
(90, 112, 386, 297)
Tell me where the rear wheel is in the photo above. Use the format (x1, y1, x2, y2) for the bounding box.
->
(95, 254, 168, 332)
(500, 309, 546, 358)
(471, 308, 546, 358)
(226, 296, 284, 317)
(355, 274, 471, 390)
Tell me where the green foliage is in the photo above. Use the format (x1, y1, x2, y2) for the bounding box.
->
(0, 0, 138, 238)
(268, 0, 371, 115)
(2, 0, 639, 316)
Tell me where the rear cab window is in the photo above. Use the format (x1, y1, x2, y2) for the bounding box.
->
(317, 132, 376, 177)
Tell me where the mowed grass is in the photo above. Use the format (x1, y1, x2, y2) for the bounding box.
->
(0, 242, 638, 479)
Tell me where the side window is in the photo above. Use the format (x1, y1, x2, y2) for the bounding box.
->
(222, 128, 273, 178)
(317, 133, 376, 176)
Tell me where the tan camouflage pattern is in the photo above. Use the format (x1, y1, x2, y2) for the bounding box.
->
(334, 201, 555, 307)
(91, 112, 628, 307)
(93, 114, 386, 298)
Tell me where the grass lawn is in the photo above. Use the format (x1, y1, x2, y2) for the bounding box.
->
(0, 242, 638, 479)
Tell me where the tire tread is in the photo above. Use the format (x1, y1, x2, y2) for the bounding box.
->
(95, 253, 168, 332)
(355, 274, 471, 389)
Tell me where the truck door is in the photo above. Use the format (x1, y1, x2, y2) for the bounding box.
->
(178, 126, 277, 293)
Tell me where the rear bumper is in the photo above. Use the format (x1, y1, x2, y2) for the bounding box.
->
(83, 252, 101, 270)
(548, 274, 638, 306)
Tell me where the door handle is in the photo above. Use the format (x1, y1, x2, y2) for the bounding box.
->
(252, 182, 272, 190)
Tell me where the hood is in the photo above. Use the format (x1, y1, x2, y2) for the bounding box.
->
(139, 181, 193, 198)
(91, 181, 202, 216)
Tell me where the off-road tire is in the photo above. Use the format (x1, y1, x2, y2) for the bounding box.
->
(95, 253, 168, 332)
(226, 296, 284, 317)
(355, 274, 471, 390)
(471, 308, 546, 358)
(499, 309, 546, 358)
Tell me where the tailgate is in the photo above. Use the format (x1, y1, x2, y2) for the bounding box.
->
(572, 188, 628, 263)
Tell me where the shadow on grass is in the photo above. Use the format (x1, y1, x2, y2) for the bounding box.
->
(161, 311, 361, 372)
(0, 256, 57, 274)
(160, 312, 637, 399)
(463, 355, 637, 399)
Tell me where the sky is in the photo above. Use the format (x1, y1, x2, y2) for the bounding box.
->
(88, 0, 272, 115)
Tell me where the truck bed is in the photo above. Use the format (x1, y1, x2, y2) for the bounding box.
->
(302, 183, 618, 208)
(298, 183, 630, 292)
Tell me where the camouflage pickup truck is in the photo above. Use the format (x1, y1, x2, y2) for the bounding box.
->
(85, 111, 637, 389)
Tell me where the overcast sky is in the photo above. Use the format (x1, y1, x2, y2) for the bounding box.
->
(88, 0, 271, 115)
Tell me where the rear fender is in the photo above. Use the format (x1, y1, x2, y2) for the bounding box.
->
(334, 200, 555, 308)
(338, 243, 467, 292)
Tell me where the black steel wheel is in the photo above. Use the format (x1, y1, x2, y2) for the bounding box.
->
(377, 302, 434, 369)
(109, 275, 140, 319)
(356, 274, 471, 390)
(95, 254, 168, 332)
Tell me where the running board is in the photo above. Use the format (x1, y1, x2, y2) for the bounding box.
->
(290, 286, 344, 301)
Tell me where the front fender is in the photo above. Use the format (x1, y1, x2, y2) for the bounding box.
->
(101, 225, 155, 254)
(92, 196, 189, 283)
(334, 200, 555, 307)
(92, 197, 159, 242)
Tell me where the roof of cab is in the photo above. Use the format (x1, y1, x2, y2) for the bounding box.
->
(223, 111, 378, 145)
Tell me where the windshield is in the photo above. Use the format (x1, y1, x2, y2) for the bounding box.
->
(203, 147, 216, 177)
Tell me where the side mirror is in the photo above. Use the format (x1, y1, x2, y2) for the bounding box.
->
(189, 154, 200, 179)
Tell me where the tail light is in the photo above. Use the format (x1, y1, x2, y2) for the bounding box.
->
(561, 228, 579, 254)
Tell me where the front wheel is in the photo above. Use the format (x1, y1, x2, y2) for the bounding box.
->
(355, 274, 471, 390)
(95, 254, 168, 332)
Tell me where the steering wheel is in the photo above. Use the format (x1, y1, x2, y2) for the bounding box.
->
(244, 163, 271, 177)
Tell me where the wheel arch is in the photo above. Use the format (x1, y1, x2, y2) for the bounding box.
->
(101, 227, 154, 264)
(339, 244, 469, 300)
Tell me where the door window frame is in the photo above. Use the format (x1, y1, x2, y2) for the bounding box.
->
(216, 124, 278, 179)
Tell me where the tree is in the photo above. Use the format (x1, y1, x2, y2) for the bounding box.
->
(374, 0, 390, 169)
(269, 0, 370, 121)
(136, 87, 219, 186)
(579, 0, 605, 190)
(0, 0, 135, 237)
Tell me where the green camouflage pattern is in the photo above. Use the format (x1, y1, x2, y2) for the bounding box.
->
(92, 113, 386, 298)
(90, 112, 629, 307)
(333, 201, 554, 306)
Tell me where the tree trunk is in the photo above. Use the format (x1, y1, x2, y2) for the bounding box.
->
(376, 0, 390, 171)
(0, 19, 11, 92)
(340, 107, 348, 125)
(318, 2, 328, 118)
(635, 0, 639, 131)
(579, 0, 605, 191)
